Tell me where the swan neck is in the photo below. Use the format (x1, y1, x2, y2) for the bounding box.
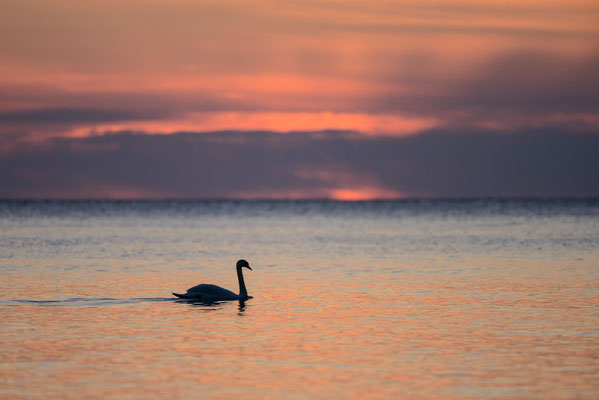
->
(237, 266, 248, 298)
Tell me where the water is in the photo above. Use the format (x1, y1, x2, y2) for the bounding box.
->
(1, 199, 598, 399)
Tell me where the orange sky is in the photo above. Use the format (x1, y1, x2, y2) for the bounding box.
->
(1, 0, 597, 140)
(0, 0, 598, 199)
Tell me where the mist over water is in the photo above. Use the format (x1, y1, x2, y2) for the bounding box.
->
(1, 199, 598, 399)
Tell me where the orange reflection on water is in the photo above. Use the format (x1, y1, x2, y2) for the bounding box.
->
(1, 255, 598, 399)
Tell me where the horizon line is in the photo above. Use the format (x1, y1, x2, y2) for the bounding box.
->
(1, 196, 598, 203)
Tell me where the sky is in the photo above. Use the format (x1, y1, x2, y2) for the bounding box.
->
(1, 0, 598, 199)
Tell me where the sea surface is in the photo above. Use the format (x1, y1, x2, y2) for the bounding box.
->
(1, 199, 598, 399)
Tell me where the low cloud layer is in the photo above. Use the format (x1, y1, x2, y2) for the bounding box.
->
(1, 129, 597, 199)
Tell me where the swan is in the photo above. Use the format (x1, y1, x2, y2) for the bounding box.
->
(172, 259, 253, 302)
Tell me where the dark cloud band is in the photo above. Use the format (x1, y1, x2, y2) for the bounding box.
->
(1, 129, 597, 199)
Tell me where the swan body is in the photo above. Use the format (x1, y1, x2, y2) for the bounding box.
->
(173, 259, 252, 302)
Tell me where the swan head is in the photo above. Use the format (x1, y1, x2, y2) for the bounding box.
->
(236, 259, 252, 270)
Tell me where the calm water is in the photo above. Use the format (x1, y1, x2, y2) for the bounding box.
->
(1, 199, 598, 399)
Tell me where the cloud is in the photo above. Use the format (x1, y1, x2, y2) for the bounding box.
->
(2, 1, 597, 202)
(3, 0, 597, 135)
(454, 51, 599, 113)
(1, 129, 598, 199)
(2, 48, 596, 147)
(370, 49, 599, 123)
(0, 107, 164, 124)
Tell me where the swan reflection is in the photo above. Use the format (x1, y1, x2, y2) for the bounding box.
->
(173, 298, 249, 314)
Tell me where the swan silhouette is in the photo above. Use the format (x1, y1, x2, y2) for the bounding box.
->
(172, 259, 253, 302)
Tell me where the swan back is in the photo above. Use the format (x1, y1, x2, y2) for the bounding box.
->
(179, 284, 240, 301)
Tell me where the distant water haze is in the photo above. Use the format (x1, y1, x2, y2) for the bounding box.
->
(1, 199, 598, 398)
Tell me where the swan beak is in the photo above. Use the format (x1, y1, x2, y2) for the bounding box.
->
(246, 265, 252, 270)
